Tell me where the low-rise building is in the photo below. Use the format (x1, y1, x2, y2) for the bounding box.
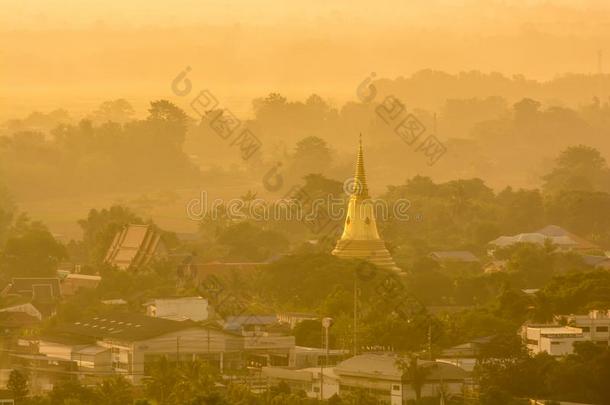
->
(522, 324, 586, 356)
(561, 310, 610, 346)
(1, 278, 61, 319)
(223, 315, 295, 368)
(334, 354, 467, 404)
(16, 313, 243, 389)
(60, 274, 101, 296)
(293, 346, 349, 368)
(144, 296, 209, 321)
(429, 251, 480, 263)
(263, 354, 468, 404)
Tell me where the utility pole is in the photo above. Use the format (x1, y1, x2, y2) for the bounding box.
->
(176, 336, 181, 364)
(320, 323, 324, 401)
(353, 278, 358, 356)
(428, 321, 433, 360)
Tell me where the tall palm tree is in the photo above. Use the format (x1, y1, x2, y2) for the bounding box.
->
(171, 360, 216, 404)
(145, 356, 177, 405)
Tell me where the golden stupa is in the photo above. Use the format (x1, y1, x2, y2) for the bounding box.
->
(332, 136, 400, 272)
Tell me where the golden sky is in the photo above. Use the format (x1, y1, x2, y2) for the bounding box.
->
(3, 0, 610, 119)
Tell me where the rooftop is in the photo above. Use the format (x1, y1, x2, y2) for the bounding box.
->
(334, 353, 469, 381)
(44, 312, 210, 343)
(2, 278, 61, 300)
(429, 251, 480, 263)
(104, 224, 164, 270)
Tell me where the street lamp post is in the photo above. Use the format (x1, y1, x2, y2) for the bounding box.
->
(320, 317, 333, 400)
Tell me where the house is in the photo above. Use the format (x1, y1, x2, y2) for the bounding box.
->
(536, 225, 599, 251)
(489, 233, 578, 252)
(521, 324, 586, 356)
(429, 251, 480, 263)
(104, 224, 167, 270)
(488, 225, 598, 254)
(0, 303, 42, 321)
(144, 297, 209, 321)
(60, 274, 101, 296)
(1, 278, 61, 319)
(1, 278, 61, 301)
(0, 311, 40, 335)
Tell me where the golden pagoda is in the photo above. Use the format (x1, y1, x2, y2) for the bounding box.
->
(332, 136, 400, 272)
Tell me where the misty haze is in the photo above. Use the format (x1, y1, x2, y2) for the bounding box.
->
(1, 1, 610, 405)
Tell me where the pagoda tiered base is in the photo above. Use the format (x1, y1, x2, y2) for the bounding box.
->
(332, 239, 400, 272)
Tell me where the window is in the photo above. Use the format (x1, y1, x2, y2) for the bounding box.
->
(526, 339, 538, 345)
(581, 327, 590, 332)
(551, 341, 561, 345)
(392, 385, 401, 391)
(596, 326, 608, 332)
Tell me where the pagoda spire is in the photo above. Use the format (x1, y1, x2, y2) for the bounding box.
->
(331, 134, 400, 272)
(353, 134, 369, 198)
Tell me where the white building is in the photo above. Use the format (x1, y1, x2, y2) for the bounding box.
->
(561, 310, 610, 346)
(20, 313, 244, 389)
(522, 325, 586, 356)
(144, 296, 209, 321)
(263, 354, 468, 404)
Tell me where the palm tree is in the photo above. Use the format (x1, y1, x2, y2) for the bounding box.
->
(396, 355, 432, 402)
(145, 356, 177, 405)
(96, 375, 134, 405)
(171, 360, 216, 403)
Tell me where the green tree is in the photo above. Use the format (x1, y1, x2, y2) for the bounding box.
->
(171, 360, 217, 404)
(96, 375, 133, 405)
(543, 145, 610, 194)
(1, 215, 66, 277)
(217, 222, 288, 261)
(145, 356, 178, 405)
(397, 355, 432, 402)
(7, 370, 28, 402)
(77, 205, 143, 264)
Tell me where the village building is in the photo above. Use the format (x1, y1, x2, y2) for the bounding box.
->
(144, 296, 209, 321)
(488, 225, 600, 255)
(560, 310, 610, 346)
(263, 353, 468, 403)
(60, 273, 101, 296)
(429, 251, 480, 264)
(222, 315, 296, 368)
(521, 324, 586, 356)
(1, 278, 62, 319)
